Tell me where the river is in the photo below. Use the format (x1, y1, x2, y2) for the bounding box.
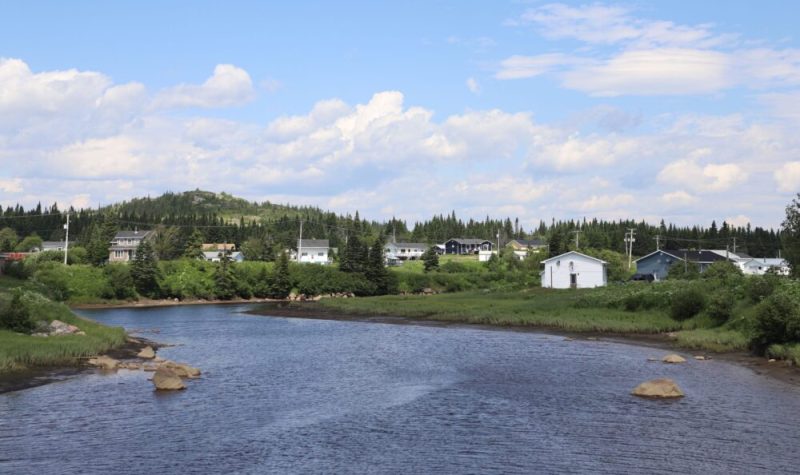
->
(1, 304, 799, 474)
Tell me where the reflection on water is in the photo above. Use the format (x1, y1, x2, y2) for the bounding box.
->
(1, 304, 799, 474)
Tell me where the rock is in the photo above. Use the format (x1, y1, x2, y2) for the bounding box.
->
(137, 346, 156, 359)
(152, 369, 186, 391)
(665, 332, 679, 340)
(88, 355, 119, 370)
(160, 361, 201, 378)
(662, 354, 687, 364)
(153, 356, 165, 363)
(75, 331, 86, 336)
(647, 357, 659, 362)
(120, 362, 142, 370)
(311, 295, 322, 301)
(143, 364, 158, 372)
(48, 320, 82, 335)
(693, 355, 707, 361)
(632, 378, 685, 399)
(563, 337, 574, 341)
(422, 288, 434, 295)
(768, 358, 776, 363)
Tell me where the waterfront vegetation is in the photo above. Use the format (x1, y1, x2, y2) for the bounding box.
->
(0, 277, 126, 372)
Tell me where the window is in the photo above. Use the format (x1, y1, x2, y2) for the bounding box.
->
(317, 252, 323, 256)
(302, 252, 308, 257)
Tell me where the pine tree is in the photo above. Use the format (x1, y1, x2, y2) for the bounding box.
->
(213, 251, 236, 300)
(422, 247, 439, 272)
(269, 251, 292, 299)
(782, 194, 800, 277)
(130, 240, 160, 297)
(183, 229, 204, 259)
(366, 235, 391, 295)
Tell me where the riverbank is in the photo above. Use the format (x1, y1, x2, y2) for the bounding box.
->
(71, 296, 278, 310)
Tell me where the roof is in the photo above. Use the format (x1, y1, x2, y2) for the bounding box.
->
(508, 239, 546, 247)
(542, 250, 607, 265)
(298, 239, 329, 248)
(742, 258, 788, 267)
(677, 250, 732, 263)
(113, 230, 152, 239)
(634, 249, 683, 263)
(202, 251, 243, 259)
(387, 242, 428, 248)
(446, 238, 492, 245)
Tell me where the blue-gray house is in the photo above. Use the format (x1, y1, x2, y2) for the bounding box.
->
(635, 249, 734, 280)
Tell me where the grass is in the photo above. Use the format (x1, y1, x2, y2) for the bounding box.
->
(0, 276, 127, 373)
(766, 344, 800, 366)
(320, 287, 683, 333)
(674, 329, 750, 352)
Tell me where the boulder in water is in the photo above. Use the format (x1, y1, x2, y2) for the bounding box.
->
(137, 346, 156, 359)
(88, 355, 119, 370)
(632, 379, 684, 398)
(662, 354, 686, 364)
(160, 361, 201, 378)
(152, 369, 186, 391)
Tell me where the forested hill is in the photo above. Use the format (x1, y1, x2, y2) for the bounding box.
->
(0, 189, 785, 258)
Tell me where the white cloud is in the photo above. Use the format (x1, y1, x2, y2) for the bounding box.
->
(151, 64, 255, 109)
(661, 190, 697, 206)
(726, 214, 751, 228)
(0, 178, 23, 193)
(466, 77, 480, 94)
(561, 48, 732, 96)
(658, 159, 748, 192)
(530, 132, 639, 171)
(774, 162, 800, 192)
(578, 193, 635, 211)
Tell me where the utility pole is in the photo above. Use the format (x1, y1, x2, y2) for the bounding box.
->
(655, 235, 661, 251)
(297, 220, 303, 263)
(496, 230, 500, 254)
(63, 212, 70, 265)
(571, 230, 582, 250)
(732, 237, 737, 255)
(625, 228, 636, 270)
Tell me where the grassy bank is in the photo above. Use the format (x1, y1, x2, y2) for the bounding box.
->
(0, 277, 127, 373)
(318, 285, 757, 353)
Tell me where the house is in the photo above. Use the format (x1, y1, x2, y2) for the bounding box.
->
(444, 238, 493, 255)
(41, 241, 66, 252)
(297, 239, 330, 264)
(634, 249, 740, 280)
(506, 238, 547, 260)
(541, 251, 607, 289)
(739, 257, 790, 276)
(433, 244, 446, 255)
(202, 251, 245, 263)
(384, 242, 428, 261)
(478, 250, 497, 262)
(109, 230, 154, 262)
(202, 243, 236, 252)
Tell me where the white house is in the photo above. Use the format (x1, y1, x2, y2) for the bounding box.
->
(541, 251, 607, 289)
(478, 250, 497, 262)
(384, 242, 428, 261)
(739, 257, 790, 276)
(297, 239, 330, 264)
(109, 230, 154, 262)
(202, 251, 244, 263)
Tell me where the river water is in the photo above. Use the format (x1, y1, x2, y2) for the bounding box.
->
(1, 304, 799, 474)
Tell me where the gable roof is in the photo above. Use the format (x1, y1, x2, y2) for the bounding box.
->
(299, 239, 329, 248)
(446, 238, 492, 245)
(508, 239, 546, 247)
(742, 258, 788, 267)
(114, 230, 152, 239)
(387, 242, 428, 249)
(541, 250, 607, 265)
(634, 249, 683, 263)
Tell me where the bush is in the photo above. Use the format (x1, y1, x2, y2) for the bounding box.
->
(103, 264, 136, 300)
(752, 292, 800, 350)
(706, 291, 735, 325)
(746, 274, 779, 303)
(670, 288, 706, 321)
(440, 261, 469, 273)
(0, 290, 35, 333)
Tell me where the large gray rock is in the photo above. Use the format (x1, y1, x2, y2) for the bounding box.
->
(632, 379, 685, 399)
(662, 354, 687, 364)
(88, 355, 119, 371)
(48, 320, 82, 335)
(160, 361, 201, 378)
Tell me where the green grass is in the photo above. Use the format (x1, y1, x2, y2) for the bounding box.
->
(766, 344, 800, 366)
(674, 329, 750, 352)
(320, 288, 683, 333)
(0, 276, 127, 373)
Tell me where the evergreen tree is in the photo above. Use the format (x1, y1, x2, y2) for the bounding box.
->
(0, 227, 19, 252)
(0, 290, 34, 333)
(549, 229, 564, 257)
(213, 251, 236, 300)
(130, 241, 160, 297)
(183, 229, 204, 259)
(366, 235, 391, 295)
(422, 247, 439, 272)
(269, 251, 292, 299)
(782, 194, 800, 277)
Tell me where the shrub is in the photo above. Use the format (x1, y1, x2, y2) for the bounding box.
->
(103, 263, 136, 300)
(670, 287, 706, 321)
(706, 291, 735, 325)
(0, 290, 35, 333)
(746, 274, 779, 303)
(440, 260, 469, 273)
(752, 292, 800, 350)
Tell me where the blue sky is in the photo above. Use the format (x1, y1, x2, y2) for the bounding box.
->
(1, 1, 799, 229)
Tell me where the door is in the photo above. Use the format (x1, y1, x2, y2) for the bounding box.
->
(570, 273, 577, 289)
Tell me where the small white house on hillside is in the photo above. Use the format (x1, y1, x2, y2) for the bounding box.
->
(541, 251, 607, 289)
(297, 239, 330, 264)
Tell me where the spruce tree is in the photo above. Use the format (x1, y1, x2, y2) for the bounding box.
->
(782, 194, 800, 277)
(213, 252, 236, 300)
(366, 235, 391, 295)
(130, 240, 160, 298)
(184, 229, 204, 259)
(422, 247, 439, 272)
(269, 251, 292, 299)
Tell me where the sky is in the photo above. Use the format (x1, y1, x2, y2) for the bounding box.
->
(1, 0, 799, 230)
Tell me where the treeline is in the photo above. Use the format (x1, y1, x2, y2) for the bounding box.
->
(0, 189, 783, 259)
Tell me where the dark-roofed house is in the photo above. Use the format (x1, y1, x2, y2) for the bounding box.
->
(444, 238, 493, 255)
(297, 239, 330, 264)
(109, 230, 154, 263)
(635, 249, 736, 281)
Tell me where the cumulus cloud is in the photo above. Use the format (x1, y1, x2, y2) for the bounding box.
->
(661, 190, 697, 206)
(774, 162, 800, 192)
(151, 64, 255, 109)
(658, 159, 748, 192)
(0, 178, 23, 193)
